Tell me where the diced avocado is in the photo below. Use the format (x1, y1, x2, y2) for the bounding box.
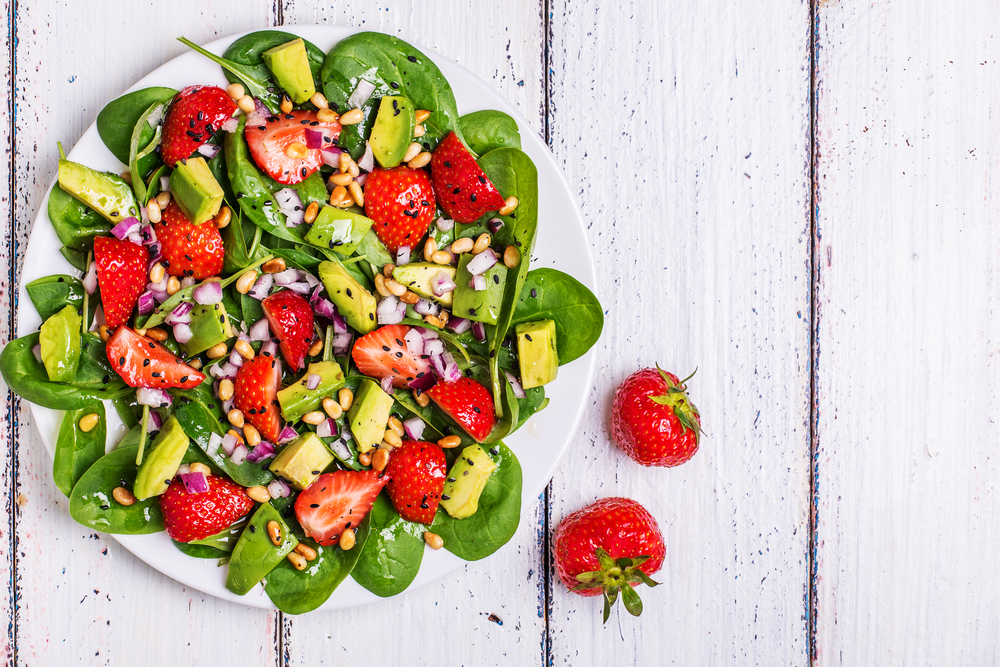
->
(347, 379, 394, 454)
(453, 253, 508, 325)
(169, 156, 224, 225)
(369, 95, 415, 168)
(133, 415, 190, 500)
(440, 445, 497, 519)
(183, 301, 235, 356)
(57, 159, 140, 223)
(515, 319, 558, 389)
(277, 361, 347, 422)
(39, 305, 82, 382)
(261, 38, 316, 104)
(269, 432, 335, 491)
(226, 502, 298, 596)
(318, 260, 377, 335)
(392, 262, 457, 308)
(305, 206, 374, 256)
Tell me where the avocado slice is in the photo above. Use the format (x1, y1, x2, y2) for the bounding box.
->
(347, 379, 394, 454)
(440, 445, 498, 519)
(261, 38, 316, 104)
(226, 502, 298, 596)
(169, 156, 224, 225)
(453, 253, 508, 325)
(183, 301, 235, 356)
(392, 262, 457, 308)
(318, 260, 377, 334)
(269, 432, 335, 491)
(58, 159, 140, 223)
(515, 319, 558, 389)
(277, 361, 347, 422)
(133, 415, 190, 500)
(369, 95, 415, 168)
(304, 206, 374, 256)
(39, 305, 82, 382)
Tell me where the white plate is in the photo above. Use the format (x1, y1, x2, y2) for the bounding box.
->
(17, 26, 597, 610)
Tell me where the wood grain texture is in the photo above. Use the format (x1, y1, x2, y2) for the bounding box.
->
(545, 0, 812, 664)
(813, 2, 1000, 665)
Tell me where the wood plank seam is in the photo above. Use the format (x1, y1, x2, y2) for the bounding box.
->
(541, 0, 554, 664)
(808, 1, 820, 664)
(6, 1, 19, 664)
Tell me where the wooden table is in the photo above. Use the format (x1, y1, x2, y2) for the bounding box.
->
(1, 1, 993, 664)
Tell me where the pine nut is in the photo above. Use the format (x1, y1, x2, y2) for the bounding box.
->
(415, 109, 431, 124)
(499, 196, 519, 216)
(146, 327, 168, 342)
(188, 358, 203, 370)
(374, 273, 391, 297)
(450, 237, 474, 254)
(424, 531, 444, 550)
(339, 528, 356, 550)
(399, 290, 419, 305)
(267, 520, 283, 546)
(120, 170, 132, 184)
(235, 339, 255, 361)
(388, 416, 404, 437)
(287, 551, 307, 570)
(215, 205, 232, 229)
(113, 487, 136, 506)
(98, 325, 110, 342)
(437, 435, 462, 449)
(244, 424, 261, 448)
(166, 276, 181, 295)
(338, 387, 354, 411)
(359, 452, 372, 467)
(407, 151, 431, 169)
(149, 262, 165, 284)
(383, 264, 396, 279)
(414, 389, 430, 408)
(347, 159, 360, 178)
(310, 92, 329, 109)
(227, 429, 245, 445)
(423, 237, 437, 262)
(189, 462, 211, 476)
(286, 142, 309, 159)
(339, 108, 363, 125)
(323, 397, 343, 420)
(237, 95, 255, 114)
(383, 429, 402, 448)
(295, 543, 317, 561)
(330, 172, 353, 186)
(438, 310, 449, 327)
(503, 245, 521, 269)
(338, 152, 352, 174)
(207, 343, 229, 360)
(78, 413, 100, 432)
(218, 378, 235, 401)
(304, 201, 320, 224)
(423, 314, 442, 328)
(414, 124, 426, 138)
(348, 181, 364, 207)
(308, 338, 323, 356)
(147, 198, 162, 224)
(385, 278, 407, 297)
(431, 250, 452, 265)
(228, 409, 245, 428)
(372, 448, 389, 472)
(330, 186, 351, 208)
(302, 411, 325, 425)
(155, 191, 171, 208)
(236, 270, 258, 294)
(262, 258, 287, 274)
(317, 108, 339, 123)
(246, 485, 270, 503)
(473, 233, 491, 255)
(403, 142, 422, 163)
(227, 83, 245, 101)
(280, 95, 293, 114)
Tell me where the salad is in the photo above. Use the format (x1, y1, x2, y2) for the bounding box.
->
(1, 30, 603, 612)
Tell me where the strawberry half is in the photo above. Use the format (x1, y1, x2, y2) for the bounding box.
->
(245, 106, 341, 185)
(234, 351, 282, 442)
(364, 166, 436, 253)
(157, 202, 225, 279)
(160, 475, 255, 542)
(94, 236, 148, 328)
(294, 470, 389, 546)
(161, 85, 237, 168)
(351, 324, 434, 388)
(426, 377, 496, 442)
(429, 132, 506, 223)
(106, 326, 205, 389)
(384, 440, 447, 524)
(262, 290, 315, 372)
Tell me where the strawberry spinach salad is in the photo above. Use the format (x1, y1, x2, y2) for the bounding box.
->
(1, 30, 603, 611)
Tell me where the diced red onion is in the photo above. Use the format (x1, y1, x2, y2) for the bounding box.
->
(165, 302, 193, 326)
(467, 249, 498, 276)
(436, 217, 455, 232)
(431, 271, 457, 296)
(488, 218, 505, 234)
(380, 376, 395, 394)
(248, 318, 271, 342)
(181, 276, 196, 288)
(160, 175, 171, 192)
(316, 418, 338, 439)
(302, 271, 320, 289)
(228, 348, 244, 369)
(304, 128, 323, 150)
(504, 371, 527, 399)
(267, 479, 291, 498)
(179, 471, 209, 494)
(207, 432, 224, 458)
(192, 280, 223, 305)
(148, 410, 164, 432)
(358, 142, 375, 172)
(275, 188, 305, 227)
(246, 440, 275, 464)
(446, 316, 471, 334)
(332, 332, 352, 356)
(348, 79, 376, 109)
(414, 298, 439, 317)
(429, 353, 447, 377)
(197, 143, 221, 159)
(423, 339, 445, 358)
(321, 148, 343, 169)
(111, 217, 141, 240)
(396, 245, 411, 266)
(173, 323, 193, 345)
(306, 373, 321, 391)
(404, 328, 424, 355)
(278, 425, 298, 444)
(377, 295, 405, 325)
(140, 224, 157, 245)
(402, 417, 425, 441)
(177, 463, 191, 476)
(209, 360, 238, 380)
(273, 268, 301, 285)
(328, 438, 351, 461)
(247, 97, 269, 125)
(248, 273, 274, 300)
(470, 274, 487, 291)
(222, 117, 239, 133)
(146, 104, 164, 127)
(354, 172, 368, 187)
(136, 387, 172, 408)
(332, 310, 348, 334)
(221, 399, 233, 415)
(472, 321, 486, 342)
(418, 327, 439, 341)
(442, 356, 462, 383)
(311, 297, 337, 322)
(83, 261, 98, 295)
(230, 444, 248, 466)
(221, 432, 239, 457)
(129, 232, 146, 246)
(261, 340, 278, 359)
(31, 344, 41, 364)
(285, 281, 314, 295)
(137, 290, 157, 315)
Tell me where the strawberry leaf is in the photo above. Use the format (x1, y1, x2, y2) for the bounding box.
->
(620, 583, 643, 617)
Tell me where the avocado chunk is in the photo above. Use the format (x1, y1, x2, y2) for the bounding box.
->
(269, 432, 335, 491)
(304, 206, 374, 256)
(133, 415, 190, 500)
(318, 260, 377, 334)
(440, 445, 498, 519)
(515, 319, 558, 389)
(369, 95, 415, 168)
(347, 379, 394, 454)
(57, 159, 140, 223)
(169, 156, 224, 225)
(183, 301, 235, 356)
(226, 502, 298, 596)
(262, 38, 316, 105)
(392, 263, 457, 308)
(39, 305, 82, 382)
(453, 252, 508, 325)
(277, 361, 347, 422)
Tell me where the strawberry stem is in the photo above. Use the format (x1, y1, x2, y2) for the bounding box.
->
(573, 548, 660, 624)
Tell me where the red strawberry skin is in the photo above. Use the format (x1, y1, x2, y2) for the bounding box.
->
(161, 85, 237, 168)
(426, 377, 496, 442)
(94, 236, 148, 328)
(384, 440, 446, 524)
(262, 290, 315, 372)
(553, 497, 665, 597)
(234, 351, 282, 442)
(294, 470, 389, 546)
(245, 109, 341, 185)
(106, 326, 205, 389)
(351, 324, 433, 388)
(364, 166, 436, 253)
(157, 202, 225, 279)
(610, 368, 701, 467)
(160, 475, 255, 542)
(430, 132, 506, 223)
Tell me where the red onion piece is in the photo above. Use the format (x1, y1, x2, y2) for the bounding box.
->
(408, 372, 437, 392)
(261, 340, 278, 359)
(285, 281, 313, 295)
(140, 224, 157, 245)
(111, 217, 141, 240)
(321, 148, 343, 168)
(429, 352, 447, 377)
(446, 316, 472, 334)
(247, 97, 270, 125)
(403, 417, 425, 441)
(165, 302, 193, 326)
(306, 373, 321, 391)
(414, 298, 439, 317)
(442, 359, 462, 383)
(404, 328, 424, 355)
(396, 245, 411, 266)
(417, 327, 439, 340)
(423, 339, 445, 357)
(221, 433, 239, 457)
(504, 371, 527, 399)
(358, 142, 375, 172)
(31, 344, 41, 364)
(246, 440, 276, 464)
(208, 432, 224, 458)
(137, 290, 157, 315)
(197, 143, 221, 159)
(304, 128, 324, 149)
(316, 418, 338, 439)
(248, 273, 274, 300)
(380, 376, 395, 395)
(311, 296, 337, 322)
(231, 444, 248, 466)
(467, 249, 498, 276)
(173, 323, 193, 345)
(278, 425, 298, 444)
(178, 471, 209, 494)
(332, 310, 348, 334)
(127, 231, 145, 245)
(354, 172, 368, 187)
(302, 271, 320, 289)
(147, 410, 164, 432)
(248, 318, 271, 342)
(469, 275, 487, 292)
(431, 271, 457, 296)
(328, 438, 351, 461)
(436, 217, 455, 232)
(472, 321, 486, 342)
(348, 79, 376, 109)
(222, 117, 240, 133)
(136, 387, 172, 408)
(332, 332, 353, 356)
(377, 295, 405, 325)
(181, 276, 196, 288)
(160, 175, 171, 192)
(273, 268, 302, 285)
(274, 188, 305, 227)
(83, 261, 98, 295)
(228, 348, 244, 369)
(268, 479, 291, 498)
(192, 280, 223, 305)
(488, 218, 505, 234)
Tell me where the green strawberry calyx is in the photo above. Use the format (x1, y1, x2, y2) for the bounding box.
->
(649, 366, 703, 442)
(573, 548, 661, 623)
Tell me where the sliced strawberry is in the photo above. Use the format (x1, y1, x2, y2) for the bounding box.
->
(430, 132, 506, 223)
(384, 440, 446, 524)
(234, 351, 282, 442)
(364, 166, 436, 253)
(262, 290, 315, 372)
(351, 324, 434, 388)
(160, 475, 254, 542)
(161, 85, 238, 168)
(245, 108, 341, 185)
(294, 470, 389, 546)
(106, 326, 205, 389)
(94, 236, 148, 328)
(157, 202, 225, 279)
(426, 377, 497, 442)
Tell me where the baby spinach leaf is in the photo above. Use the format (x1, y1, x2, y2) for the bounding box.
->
(351, 493, 425, 597)
(47, 183, 110, 251)
(460, 110, 521, 155)
(173, 541, 229, 560)
(53, 402, 106, 497)
(128, 100, 167, 203)
(68, 444, 165, 535)
(112, 396, 141, 430)
(25, 275, 95, 324)
(178, 37, 282, 115)
(96, 87, 176, 165)
(221, 31, 326, 113)
(59, 246, 89, 272)
(513, 268, 604, 365)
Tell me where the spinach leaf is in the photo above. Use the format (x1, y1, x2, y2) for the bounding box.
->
(173, 541, 229, 560)
(128, 100, 167, 203)
(176, 516, 248, 559)
(460, 110, 521, 155)
(178, 37, 282, 115)
(353, 228, 394, 269)
(68, 444, 165, 535)
(513, 268, 604, 365)
(52, 402, 107, 497)
(221, 31, 326, 113)
(112, 396, 141, 430)
(431, 442, 521, 561)
(260, 171, 328, 207)
(26, 275, 98, 326)
(350, 494, 424, 597)
(47, 183, 110, 251)
(59, 247, 89, 272)
(96, 87, 176, 165)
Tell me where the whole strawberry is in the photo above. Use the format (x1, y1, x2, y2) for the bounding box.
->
(384, 440, 447, 524)
(364, 166, 436, 253)
(553, 497, 663, 622)
(157, 202, 225, 279)
(161, 85, 237, 168)
(610, 367, 702, 467)
(94, 235, 148, 328)
(160, 475, 254, 542)
(430, 131, 506, 223)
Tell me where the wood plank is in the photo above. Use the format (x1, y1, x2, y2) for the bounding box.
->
(545, 0, 812, 663)
(813, 2, 1000, 664)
